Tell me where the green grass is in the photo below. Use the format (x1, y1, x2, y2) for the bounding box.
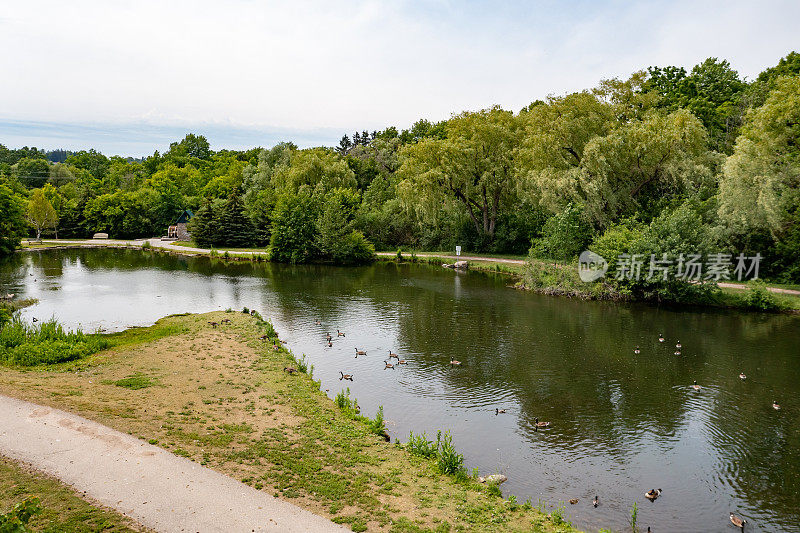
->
(0, 316, 109, 367)
(0, 456, 141, 532)
(104, 373, 158, 390)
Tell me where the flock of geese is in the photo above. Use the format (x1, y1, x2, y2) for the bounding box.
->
(263, 319, 764, 531)
(636, 333, 782, 412)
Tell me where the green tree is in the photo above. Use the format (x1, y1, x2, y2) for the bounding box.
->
(26, 188, 58, 239)
(269, 190, 320, 263)
(0, 184, 27, 256)
(218, 191, 256, 248)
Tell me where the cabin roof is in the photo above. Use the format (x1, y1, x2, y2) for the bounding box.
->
(174, 209, 193, 224)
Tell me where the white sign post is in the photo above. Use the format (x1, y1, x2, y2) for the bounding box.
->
(455, 245, 461, 257)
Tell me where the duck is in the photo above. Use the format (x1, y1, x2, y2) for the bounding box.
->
(691, 380, 701, 391)
(729, 512, 747, 531)
(337, 329, 345, 337)
(569, 498, 579, 505)
(534, 417, 550, 428)
(592, 495, 598, 507)
(658, 334, 665, 343)
(388, 350, 399, 360)
(384, 361, 395, 370)
(634, 346, 640, 354)
(644, 488, 662, 501)
(739, 372, 747, 380)
(355, 348, 367, 357)
(675, 341, 682, 349)
(495, 408, 506, 415)
(283, 366, 297, 375)
(772, 401, 781, 410)
(339, 371, 353, 381)
(449, 359, 462, 366)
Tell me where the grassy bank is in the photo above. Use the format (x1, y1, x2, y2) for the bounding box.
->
(0, 455, 143, 532)
(0, 312, 579, 533)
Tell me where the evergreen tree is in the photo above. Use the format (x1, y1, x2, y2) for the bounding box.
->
(188, 199, 219, 247)
(218, 191, 256, 248)
(337, 135, 352, 155)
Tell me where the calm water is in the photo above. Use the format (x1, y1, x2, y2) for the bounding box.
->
(2, 249, 799, 532)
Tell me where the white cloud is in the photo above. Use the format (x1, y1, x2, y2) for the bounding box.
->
(1, 0, 798, 154)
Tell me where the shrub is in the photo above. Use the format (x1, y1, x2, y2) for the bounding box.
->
(530, 203, 593, 262)
(744, 280, 784, 311)
(0, 497, 41, 531)
(0, 317, 108, 366)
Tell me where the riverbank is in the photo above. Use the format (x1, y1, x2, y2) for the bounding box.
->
(0, 311, 579, 532)
(17, 239, 800, 312)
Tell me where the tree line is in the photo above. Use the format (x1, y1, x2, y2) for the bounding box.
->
(1, 53, 799, 279)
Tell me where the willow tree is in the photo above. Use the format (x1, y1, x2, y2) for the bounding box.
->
(398, 107, 519, 241)
(718, 76, 800, 236)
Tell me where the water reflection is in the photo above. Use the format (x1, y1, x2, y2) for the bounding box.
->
(1, 250, 798, 532)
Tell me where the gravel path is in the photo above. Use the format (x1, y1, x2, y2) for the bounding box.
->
(0, 394, 345, 533)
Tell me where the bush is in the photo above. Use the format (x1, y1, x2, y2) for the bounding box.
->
(0, 317, 108, 366)
(530, 203, 593, 262)
(0, 497, 41, 532)
(744, 280, 784, 311)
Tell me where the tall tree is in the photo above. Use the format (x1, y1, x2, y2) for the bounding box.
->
(27, 188, 58, 239)
(0, 184, 27, 256)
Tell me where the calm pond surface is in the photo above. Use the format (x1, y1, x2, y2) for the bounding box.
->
(2, 249, 799, 532)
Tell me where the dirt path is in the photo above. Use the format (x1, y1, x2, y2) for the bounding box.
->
(0, 393, 345, 533)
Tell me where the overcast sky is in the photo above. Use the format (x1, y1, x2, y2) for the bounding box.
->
(1, 0, 798, 156)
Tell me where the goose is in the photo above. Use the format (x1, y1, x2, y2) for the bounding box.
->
(644, 488, 662, 501)
(675, 341, 682, 349)
(658, 334, 665, 343)
(388, 350, 399, 360)
(569, 498, 579, 505)
(397, 359, 408, 365)
(729, 512, 746, 531)
(634, 346, 640, 354)
(495, 408, 506, 415)
(250, 309, 256, 316)
(691, 380, 701, 391)
(449, 359, 462, 366)
(355, 348, 367, 357)
(220, 318, 231, 324)
(534, 417, 550, 428)
(32, 317, 38, 323)
(674, 350, 682, 356)
(315, 319, 321, 325)
(208, 321, 218, 328)
(283, 366, 297, 375)
(259, 334, 268, 341)
(326, 333, 332, 342)
(339, 372, 353, 381)
(592, 495, 599, 507)
(739, 372, 747, 380)
(337, 329, 345, 337)
(772, 401, 781, 410)
(327, 341, 333, 347)
(273, 344, 280, 352)
(384, 361, 395, 370)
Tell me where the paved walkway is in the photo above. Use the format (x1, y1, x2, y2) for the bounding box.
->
(30, 239, 800, 297)
(0, 394, 345, 533)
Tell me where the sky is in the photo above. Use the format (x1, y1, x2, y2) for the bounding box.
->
(1, 0, 798, 157)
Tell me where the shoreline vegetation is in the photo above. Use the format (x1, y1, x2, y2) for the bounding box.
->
(0, 310, 579, 532)
(14, 239, 800, 313)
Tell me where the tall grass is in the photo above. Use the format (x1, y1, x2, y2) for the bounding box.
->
(406, 430, 465, 477)
(0, 316, 108, 366)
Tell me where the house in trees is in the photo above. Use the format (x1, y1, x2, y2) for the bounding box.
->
(167, 209, 193, 240)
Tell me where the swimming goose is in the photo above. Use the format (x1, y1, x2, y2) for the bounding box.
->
(634, 346, 640, 354)
(691, 380, 701, 390)
(327, 341, 333, 347)
(337, 329, 345, 337)
(730, 512, 746, 531)
(355, 348, 367, 357)
(739, 372, 746, 380)
(569, 498, 578, 505)
(388, 350, 399, 360)
(326, 333, 332, 342)
(495, 408, 506, 415)
(449, 359, 462, 366)
(674, 350, 681, 356)
(339, 372, 353, 381)
(384, 361, 395, 370)
(658, 334, 664, 342)
(773, 401, 781, 410)
(644, 488, 661, 501)
(315, 319, 321, 325)
(534, 417, 550, 428)
(676, 341, 682, 349)
(397, 359, 408, 365)
(592, 495, 598, 507)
